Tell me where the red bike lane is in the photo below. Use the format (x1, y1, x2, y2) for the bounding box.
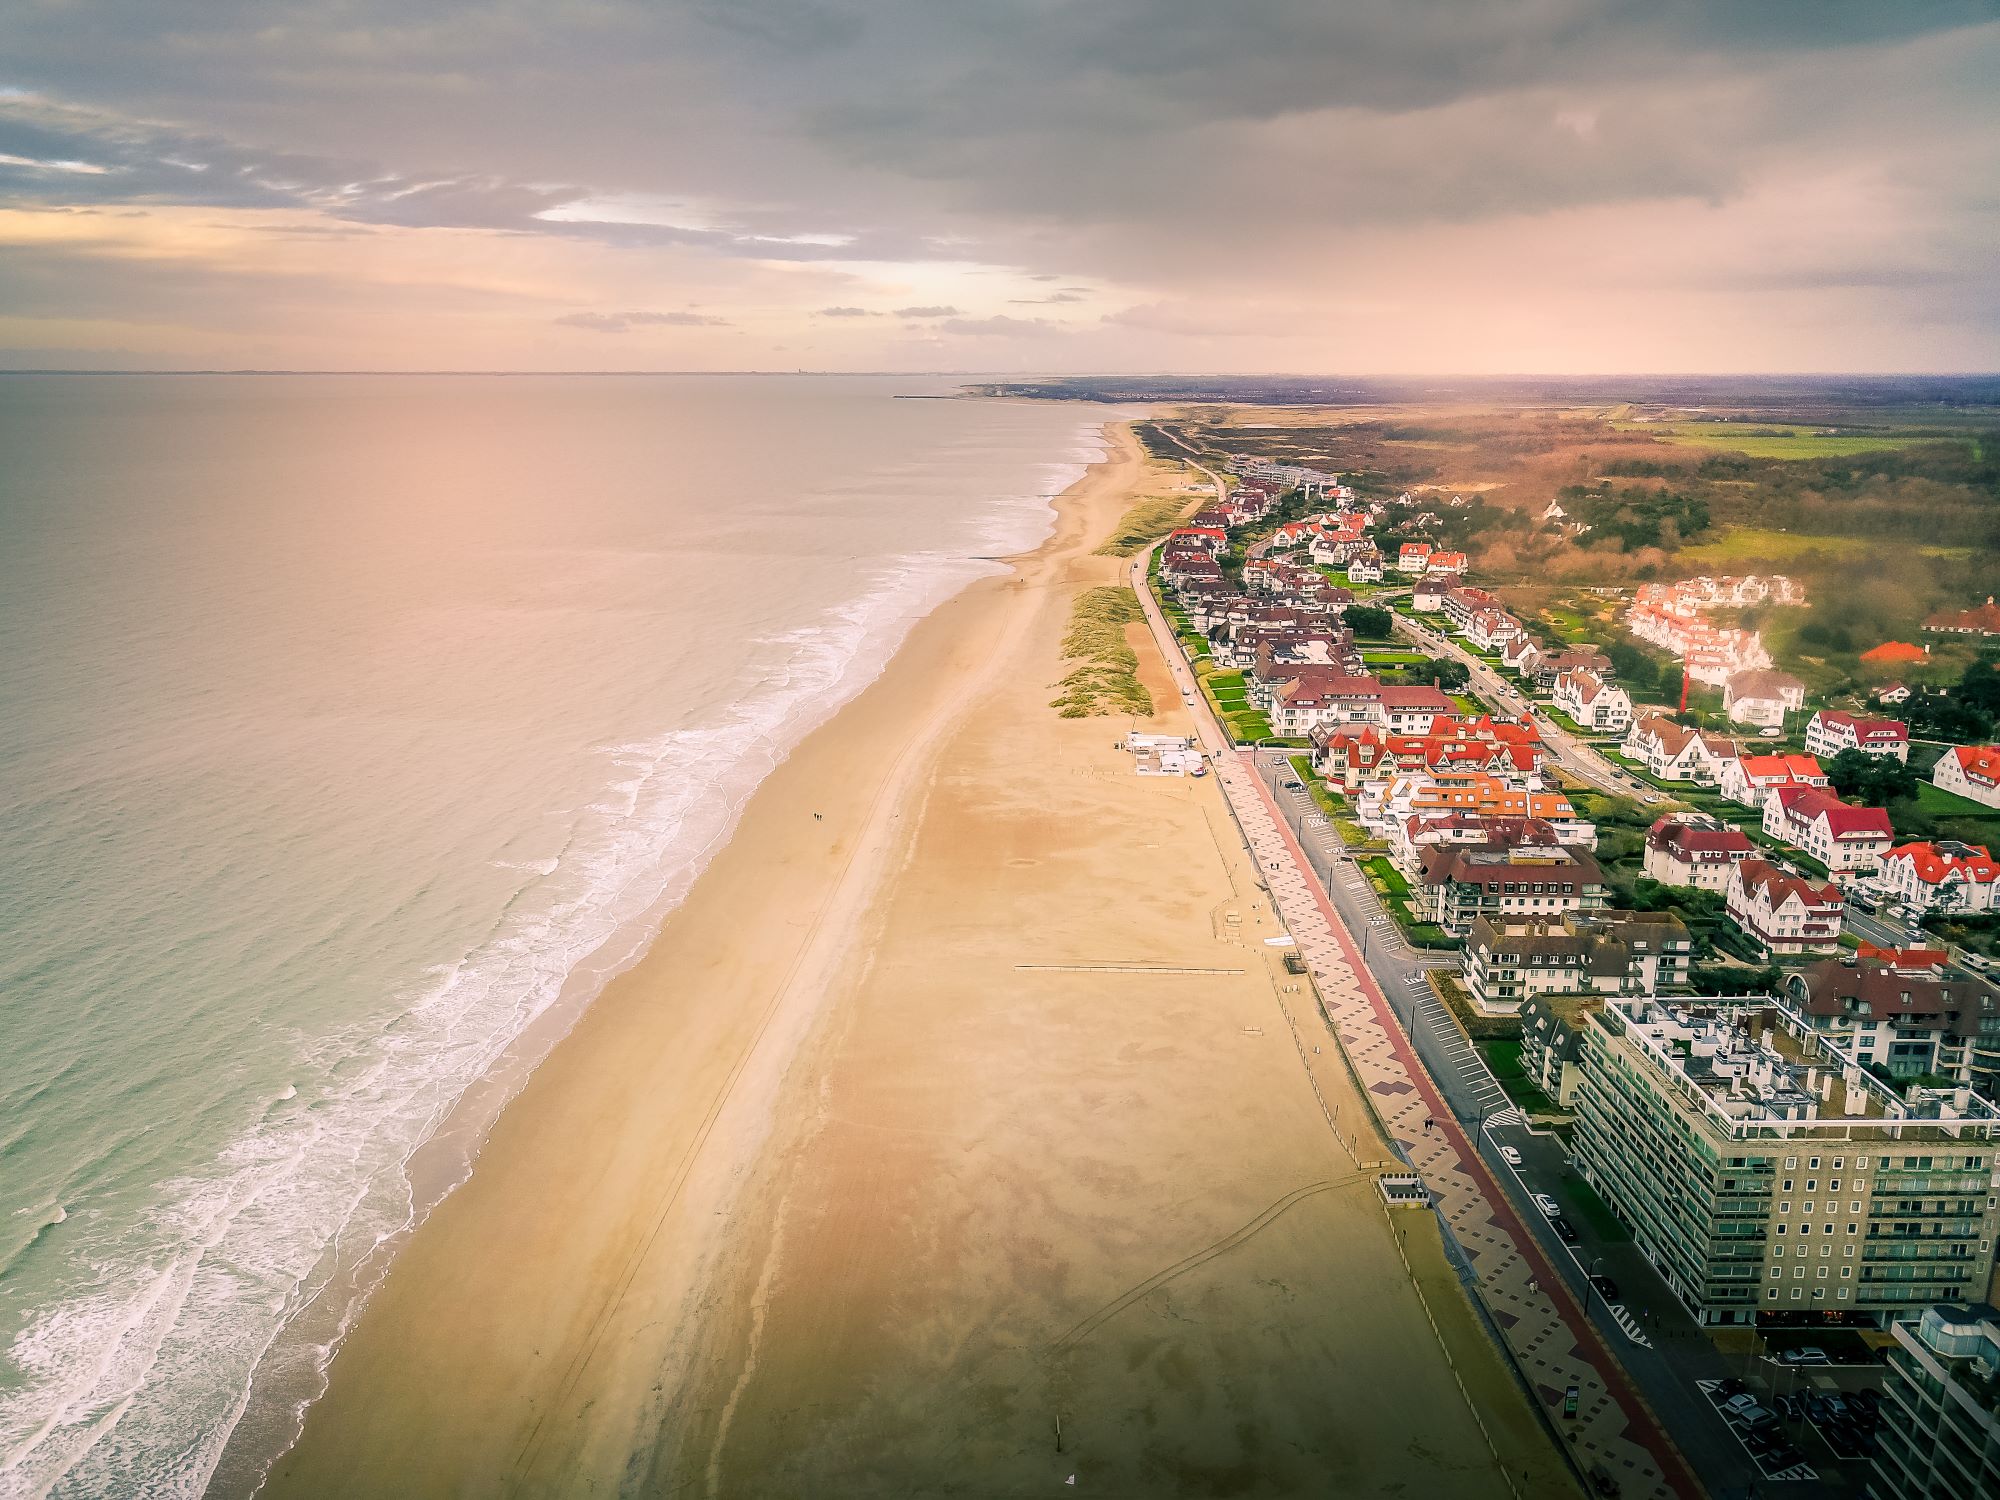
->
(1236, 753, 1704, 1500)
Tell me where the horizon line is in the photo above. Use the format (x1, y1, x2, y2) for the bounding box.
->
(3, 368, 2000, 380)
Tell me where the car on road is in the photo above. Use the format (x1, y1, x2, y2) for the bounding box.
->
(1532, 1192, 1559, 1217)
(1499, 1145, 1522, 1167)
(1777, 1345, 1830, 1366)
(1282, 779, 1305, 791)
(1588, 1273, 1619, 1300)
(1550, 1214, 1580, 1243)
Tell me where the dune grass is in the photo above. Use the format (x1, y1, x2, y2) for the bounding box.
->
(1050, 587, 1154, 717)
(1095, 495, 1198, 556)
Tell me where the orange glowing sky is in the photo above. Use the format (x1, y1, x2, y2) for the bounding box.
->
(2, 4, 1997, 372)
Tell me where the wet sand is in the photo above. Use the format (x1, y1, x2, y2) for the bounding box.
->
(264, 424, 1571, 1498)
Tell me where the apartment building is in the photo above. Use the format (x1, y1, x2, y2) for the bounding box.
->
(1785, 953, 2000, 1090)
(1872, 1302, 2000, 1500)
(1804, 710, 1910, 763)
(1462, 910, 1693, 1015)
(1573, 995, 2000, 1327)
(1416, 840, 1608, 934)
(1643, 815, 1755, 891)
(1761, 786, 1894, 877)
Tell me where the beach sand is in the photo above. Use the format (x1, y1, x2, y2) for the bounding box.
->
(264, 424, 1572, 1499)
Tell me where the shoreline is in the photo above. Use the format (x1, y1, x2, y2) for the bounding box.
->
(254, 422, 1150, 1496)
(262, 420, 1570, 1498)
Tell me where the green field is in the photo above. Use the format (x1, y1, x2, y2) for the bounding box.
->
(1625, 422, 1946, 460)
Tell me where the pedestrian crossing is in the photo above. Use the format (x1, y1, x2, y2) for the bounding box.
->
(1481, 1105, 1526, 1129)
(1607, 1301, 1654, 1349)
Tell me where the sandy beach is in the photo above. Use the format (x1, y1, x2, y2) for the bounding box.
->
(264, 422, 1572, 1499)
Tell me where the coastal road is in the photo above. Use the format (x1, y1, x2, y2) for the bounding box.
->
(1132, 550, 1709, 1500)
(1396, 612, 1664, 806)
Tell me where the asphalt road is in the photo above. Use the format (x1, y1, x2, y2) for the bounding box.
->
(1395, 613, 1666, 806)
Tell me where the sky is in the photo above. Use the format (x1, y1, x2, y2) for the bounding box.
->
(1, 1, 1997, 373)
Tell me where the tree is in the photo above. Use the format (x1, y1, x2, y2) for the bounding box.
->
(1345, 604, 1394, 639)
(1825, 747, 1919, 806)
(1409, 656, 1470, 689)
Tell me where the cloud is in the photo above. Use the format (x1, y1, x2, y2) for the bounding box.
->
(0, 3, 1996, 369)
(815, 304, 876, 316)
(554, 310, 730, 332)
(939, 314, 1056, 336)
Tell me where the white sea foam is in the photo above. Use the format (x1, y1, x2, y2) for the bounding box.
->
(0, 402, 1122, 1500)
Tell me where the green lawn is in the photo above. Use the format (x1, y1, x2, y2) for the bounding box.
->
(1361, 855, 1411, 898)
(1631, 423, 1947, 460)
(1918, 782, 2000, 820)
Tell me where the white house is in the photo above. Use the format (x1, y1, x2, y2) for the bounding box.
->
(1551, 669, 1633, 733)
(1722, 669, 1807, 730)
(1761, 786, 1894, 876)
(1464, 608, 1526, 654)
(1725, 858, 1845, 958)
(1935, 745, 2000, 809)
(1716, 752, 1828, 811)
(1622, 716, 1734, 783)
(1642, 815, 1755, 891)
(1873, 841, 2000, 914)
(1346, 550, 1384, 584)
(1804, 710, 1910, 763)
(1396, 541, 1433, 575)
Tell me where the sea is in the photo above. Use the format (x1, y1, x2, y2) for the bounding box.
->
(0, 374, 1118, 1499)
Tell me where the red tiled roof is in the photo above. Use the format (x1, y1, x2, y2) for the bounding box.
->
(1859, 641, 1926, 664)
(1771, 786, 1892, 840)
(1734, 858, 1843, 908)
(1947, 745, 2000, 788)
(1880, 841, 2000, 885)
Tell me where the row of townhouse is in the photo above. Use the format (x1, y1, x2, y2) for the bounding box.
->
(1357, 772, 1590, 845)
(1309, 717, 1544, 792)
(1394, 541, 1469, 577)
(1257, 669, 1457, 738)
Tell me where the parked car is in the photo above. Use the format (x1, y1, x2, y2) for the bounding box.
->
(1532, 1192, 1560, 1218)
(1804, 1392, 1839, 1424)
(1718, 1377, 1749, 1399)
(1720, 1392, 1763, 1418)
(1588, 1273, 1619, 1300)
(1778, 1345, 1830, 1366)
(1846, 1388, 1882, 1423)
(1551, 1214, 1580, 1243)
(1773, 1394, 1803, 1421)
(1282, 779, 1305, 791)
(1500, 1145, 1523, 1166)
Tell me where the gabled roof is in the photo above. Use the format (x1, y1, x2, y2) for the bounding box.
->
(1811, 710, 1908, 743)
(1735, 753, 1825, 782)
(1646, 816, 1754, 859)
(1770, 786, 1893, 841)
(1946, 745, 2000, 787)
(1859, 641, 1926, 664)
(1732, 858, 1843, 909)
(1880, 841, 2000, 885)
(1725, 669, 1805, 701)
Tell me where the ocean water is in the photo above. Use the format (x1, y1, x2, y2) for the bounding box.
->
(0, 374, 1114, 1499)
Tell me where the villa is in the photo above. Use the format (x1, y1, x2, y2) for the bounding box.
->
(1643, 815, 1755, 891)
(1551, 669, 1633, 733)
(1761, 787, 1893, 876)
(1804, 710, 1909, 763)
(1724, 858, 1845, 958)
(1723, 669, 1807, 730)
(1717, 751, 1828, 811)
(1873, 841, 2000, 914)
(1623, 715, 1735, 783)
(1935, 744, 2000, 809)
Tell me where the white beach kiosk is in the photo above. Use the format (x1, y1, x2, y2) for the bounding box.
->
(1123, 732, 1205, 776)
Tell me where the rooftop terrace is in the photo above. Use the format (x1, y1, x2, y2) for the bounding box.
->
(1596, 995, 2000, 1142)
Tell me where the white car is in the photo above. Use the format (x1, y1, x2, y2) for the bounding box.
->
(1500, 1146, 1523, 1167)
(1532, 1192, 1559, 1218)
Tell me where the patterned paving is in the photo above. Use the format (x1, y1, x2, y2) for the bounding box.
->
(1211, 752, 1699, 1500)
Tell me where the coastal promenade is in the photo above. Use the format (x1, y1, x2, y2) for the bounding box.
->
(1130, 552, 1698, 1500)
